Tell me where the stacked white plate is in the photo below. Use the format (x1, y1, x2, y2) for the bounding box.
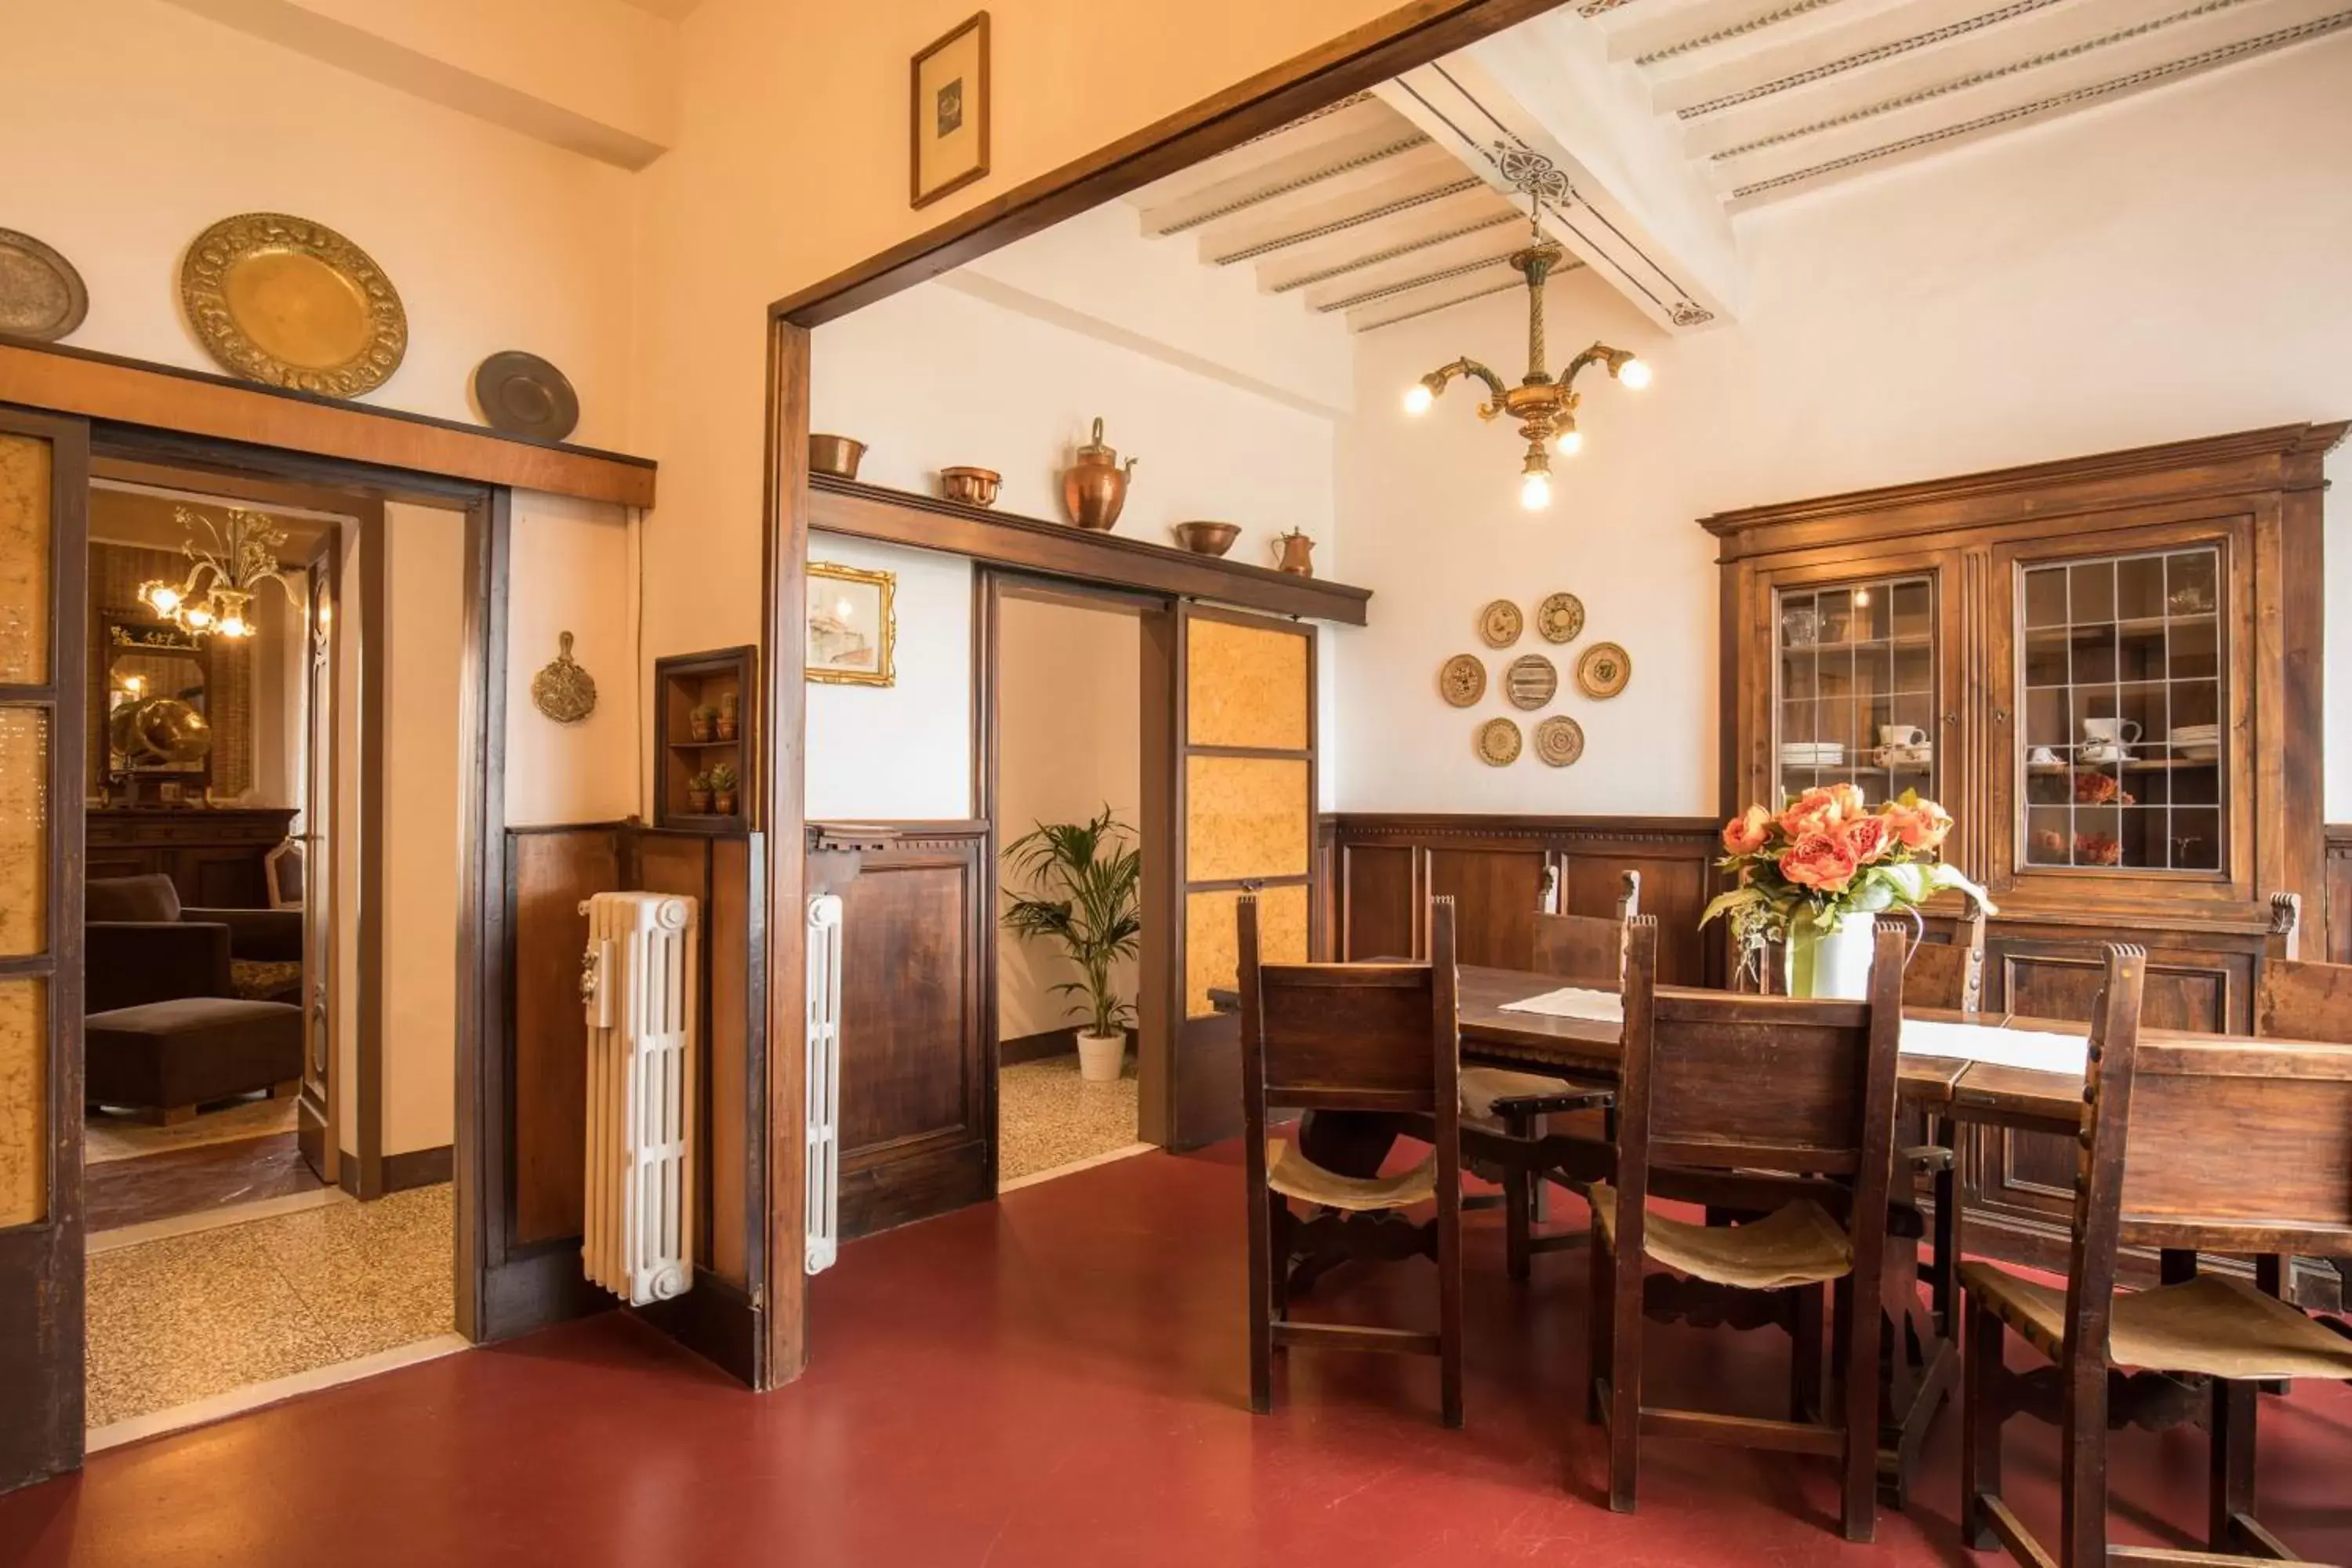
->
(1780, 742, 1846, 766)
(2172, 723, 2218, 762)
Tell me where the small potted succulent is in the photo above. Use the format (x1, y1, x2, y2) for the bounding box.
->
(686, 769, 713, 814)
(707, 763, 739, 817)
(689, 703, 717, 742)
(716, 690, 740, 742)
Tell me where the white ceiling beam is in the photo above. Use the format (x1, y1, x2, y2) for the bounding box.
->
(1381, 8, 1744, 330)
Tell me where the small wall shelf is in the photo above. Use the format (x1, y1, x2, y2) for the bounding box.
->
(654, 645, 757, 832)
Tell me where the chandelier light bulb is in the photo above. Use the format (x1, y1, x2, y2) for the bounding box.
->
(1403, 382, 1435, 416)
(1617, 357, 1653, 390)
(122, 675, 144, 696)
(1520, 471, 1553, 511)
(146, 583, 180, 614)
(1555, 426, 1583, 456)
(219, 614, 250, 638)
(183, 604, 214, 630)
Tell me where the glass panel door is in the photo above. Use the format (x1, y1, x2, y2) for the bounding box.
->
(1773, 572, 1939, 808)
(2016, 545, 2223, 873)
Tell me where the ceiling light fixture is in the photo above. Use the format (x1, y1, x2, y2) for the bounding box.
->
(1400, 199, 1650, 511)
(138, 506, 299, 641)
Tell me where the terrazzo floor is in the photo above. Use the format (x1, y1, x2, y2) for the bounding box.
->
(997, 1056, 1141, 1184)
(85, 1183, 455, 1429)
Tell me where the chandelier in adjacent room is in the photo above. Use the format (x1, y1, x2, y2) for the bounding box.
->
(1401, 201, 1650, 511)
(139, 506, 299, 639)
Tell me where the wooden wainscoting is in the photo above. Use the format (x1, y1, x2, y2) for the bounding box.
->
(828, 821, 993, 1241)
(1323, 814, 1724, 985)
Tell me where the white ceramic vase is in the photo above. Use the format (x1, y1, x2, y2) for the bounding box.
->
(1784, 914, 1879, 1000)
(1076, 1031, 1126, 1083)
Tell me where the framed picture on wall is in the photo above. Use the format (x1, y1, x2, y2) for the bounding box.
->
(909, 11, 990, 209)
(807, 561, 896, 687)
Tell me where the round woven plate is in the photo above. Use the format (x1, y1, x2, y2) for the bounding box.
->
(1439, 653, 1485, 707)
(1478, 599, 1523, 648)
(1534, 714, 1585, 768)
(0, 228, 87, 342)
(1577, 641, 1632, 700)
(1504, 654, 1557, 710)
(180, 212, 407, 397)
(474, 350, 580, 441)
(1537, 591, 1585, 644)
(1475, 717, 1522, 767)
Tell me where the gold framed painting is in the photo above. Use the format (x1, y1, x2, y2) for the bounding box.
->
(910, 12, 991, 209)
(807, 561, 896, 687)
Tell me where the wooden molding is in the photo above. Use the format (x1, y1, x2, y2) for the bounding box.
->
(0, 339, 656, 508)
(810, 475, 1371, 625)
(2326, 824, 2352, 965)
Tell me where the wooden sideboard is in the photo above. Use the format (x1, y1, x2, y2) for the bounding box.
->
(86, 805, 297, 909)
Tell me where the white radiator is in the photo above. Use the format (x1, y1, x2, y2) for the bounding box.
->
(804, 892, 844, 1275)
(579, 891, 698, 1305)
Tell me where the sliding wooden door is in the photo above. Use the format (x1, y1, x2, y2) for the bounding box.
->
(0, 408, 89, 1489)
(296, 544, 339, 1185)
(1142, 604, 1316, 1151)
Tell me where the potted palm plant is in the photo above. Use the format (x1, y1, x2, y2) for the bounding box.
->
(1000, 807, 1142, 1083)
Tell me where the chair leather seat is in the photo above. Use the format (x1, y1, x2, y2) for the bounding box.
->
(1958, 1264, 2352, 1381)
(1588, 1181, 1855, 1290)
(1459, 1065, 1578, 1126)
(1267, 1139, 1437, 1212)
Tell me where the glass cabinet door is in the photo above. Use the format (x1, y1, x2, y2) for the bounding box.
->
(1773, 572, 1939, 808)
(2016, 546, 2223, 874)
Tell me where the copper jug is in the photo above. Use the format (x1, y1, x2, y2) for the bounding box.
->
(1274, 529, 1316, 576)
(1061, 417, 1139, 532)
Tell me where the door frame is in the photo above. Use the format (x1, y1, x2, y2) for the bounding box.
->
(759, 0, 1564, 1389)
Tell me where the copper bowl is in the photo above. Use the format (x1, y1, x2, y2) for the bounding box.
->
(1171, 521, 1241, 557)
(939, 466, 1001, 507)
(809, 434, 866, 480)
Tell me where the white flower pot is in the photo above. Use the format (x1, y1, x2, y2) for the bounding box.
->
(1076, 1031, 1127, 1083)
(1785, 914, 1878, 1000)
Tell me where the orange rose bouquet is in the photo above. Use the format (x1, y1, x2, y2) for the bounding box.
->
(1701, 787, 1992, 983)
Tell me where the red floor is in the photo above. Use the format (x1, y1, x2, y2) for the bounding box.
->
(5, 1143, 2349, 1567)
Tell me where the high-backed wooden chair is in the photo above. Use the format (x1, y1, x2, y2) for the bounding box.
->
(2249, 891, 2352, 1312)
(1240, 893, 1465, 1426)
(1959, 945, 2352, 1566)
(1458, 871, 1637, 1279)
(1589, 916, 1909, 1541)
(1900, 891, 1987, 1342)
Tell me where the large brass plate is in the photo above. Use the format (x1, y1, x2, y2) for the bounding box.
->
(181, 212, 407, 396)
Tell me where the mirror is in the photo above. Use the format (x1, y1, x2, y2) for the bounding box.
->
(102, 615, 212, 800)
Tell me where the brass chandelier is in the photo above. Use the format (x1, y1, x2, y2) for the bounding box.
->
(138, 506, 299, 640)
(1402, 204, 1650, 511)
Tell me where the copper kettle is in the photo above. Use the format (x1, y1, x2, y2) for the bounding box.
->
(1061, 417, 1138, 532)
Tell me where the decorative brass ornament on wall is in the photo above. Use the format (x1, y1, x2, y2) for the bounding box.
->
(1479, 599, 1522, 648)
(531, 630, 597, 724)
(1438, 654, 1485, 707)
(1537, 591, 1584, 644)
(1504, 653, 1557, 710)
(1475, 717, 1522, 767)
(1577, 641, 1632, 699)
(180, 212, 408, 396)
(1534, 714, 1585, 768)
(0, 228, 88, 341)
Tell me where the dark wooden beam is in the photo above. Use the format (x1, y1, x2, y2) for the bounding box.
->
(809, 475, 1371, 626)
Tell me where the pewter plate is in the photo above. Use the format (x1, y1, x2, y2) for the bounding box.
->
(0, 229, 88, 342)
(474, 350, 580, 441)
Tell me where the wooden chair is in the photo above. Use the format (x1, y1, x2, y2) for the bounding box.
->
(2250, 891, 2352, 1316)
(1240, 893, 1465, 1426)
(1458, 871, 1636, 1279)
(1588, 915, 1908, 1540)
(1959, 944, 2352, 1565)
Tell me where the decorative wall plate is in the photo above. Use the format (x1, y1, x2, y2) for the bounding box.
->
(1534, 714, 1585, 768)
(0, 228, 87, 341)
(1504, 653, 1557, 710)
(474, 350, 579, 441)
(1439, 653, 1485, 707)
(1475, 717, 1522, 767)
(531, 630, 597, 723)
(1536, 591, 1585, 644)
(1577, 641, 1632, 699)
(180, 212, 408, 396)
(1479, 599, 1523, 648)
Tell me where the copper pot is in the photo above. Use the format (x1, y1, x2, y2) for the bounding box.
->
(939, 466, 1001, 507)
(1273, 530, 1316, 576)
(809, 434, 866, 480)
(1171, 521, 1240, 557)
(1061, 417, 1138, 531)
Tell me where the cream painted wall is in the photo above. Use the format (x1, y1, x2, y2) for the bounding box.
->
(506, 494, 642, 826)
(379, 503, 466, 1156)
(803, 535, 972, 823)
(996, 597, 1142, 1042)
(1334, 38, 2352, 821)
(2, 0, 637, 445)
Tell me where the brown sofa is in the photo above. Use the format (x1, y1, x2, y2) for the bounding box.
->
(85, 873, 303, 1006)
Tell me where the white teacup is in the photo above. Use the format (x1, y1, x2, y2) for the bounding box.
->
(2027, 746, 2060, 766)
(1878, 724, 1929, 749)
(2082, 717, 2141, 747)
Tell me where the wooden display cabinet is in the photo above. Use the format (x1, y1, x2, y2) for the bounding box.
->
(655, 645, 757, 833)
(1706, 423, 2343, 1294)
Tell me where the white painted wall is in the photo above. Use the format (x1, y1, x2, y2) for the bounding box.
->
(506, 494, 642, 826)
(1335, 37, 2352, 821)
(803, 535, 974, 822)
(996, 597, 1143, 1041)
